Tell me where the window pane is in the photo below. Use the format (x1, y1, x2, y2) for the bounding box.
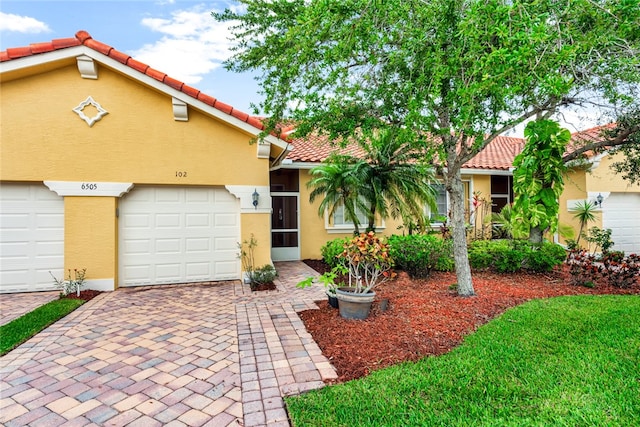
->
(333, 203, 369, 226)
(270, 169, 299, 192)
(491, 175, 509, 194)
(431, 184, 447, 220)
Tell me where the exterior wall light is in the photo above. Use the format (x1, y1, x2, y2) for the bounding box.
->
(252, 189, 259, 209)
(595, 193, 603, 208)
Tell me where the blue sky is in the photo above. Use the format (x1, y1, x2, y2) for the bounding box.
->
(0, 0, 262, 114)
(1, 1, 604, 134)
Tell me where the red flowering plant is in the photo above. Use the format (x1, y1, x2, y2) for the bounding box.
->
(339, 232, 396, 293)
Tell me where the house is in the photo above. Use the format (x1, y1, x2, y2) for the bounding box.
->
(1, 32, 638, 293)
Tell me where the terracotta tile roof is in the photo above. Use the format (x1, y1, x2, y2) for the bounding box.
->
(463, 136, 525, 170)
(286, 132, 366, 162)
(0, 31, 265, 132)
(285, 131, 525, 170)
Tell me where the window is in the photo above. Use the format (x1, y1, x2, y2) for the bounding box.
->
(332, 203, 370, 227)
(327, 201, 384, 233)
(491, 175, 513, 213)
(427, 181, 471, 224)
(430, 184, 448, 222)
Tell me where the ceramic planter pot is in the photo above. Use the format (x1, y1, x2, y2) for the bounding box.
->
(335, 287, 375, 320)
(327, 291, 339, 309)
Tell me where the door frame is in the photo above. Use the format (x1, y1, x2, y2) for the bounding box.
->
(270, 192, 300, 261)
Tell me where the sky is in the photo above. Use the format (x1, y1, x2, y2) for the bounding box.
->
(0, 0, 262, 115)
(0, 1, 603, 136)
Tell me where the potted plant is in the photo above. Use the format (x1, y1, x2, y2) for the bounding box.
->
(335, 232, 395, 319)
(297, 264, 347, 308)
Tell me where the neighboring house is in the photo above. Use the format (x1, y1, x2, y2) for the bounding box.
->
(1, 32, 638, 293)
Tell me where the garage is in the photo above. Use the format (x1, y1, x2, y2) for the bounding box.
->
(0, 183, 65, 293)
(118, 186, 241, 287)
(602, 192, 640, 255)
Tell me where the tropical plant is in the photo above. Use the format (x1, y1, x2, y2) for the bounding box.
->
(512, 120, 571, 244)
(357, 128, 438, 231)
(237, 235, 277, 291)
(308, 155, 369, 233)
(339, 232, 395, 293)
(569, 200, 598, 247)
(215, 0, 640, 297)
(491, 204, 519, 240)
(50, 268, 87, 297)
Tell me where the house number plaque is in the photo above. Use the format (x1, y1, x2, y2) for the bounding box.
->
(175, 171, 188, 178)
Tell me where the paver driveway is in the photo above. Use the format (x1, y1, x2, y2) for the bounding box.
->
(0, 262, 336, 427)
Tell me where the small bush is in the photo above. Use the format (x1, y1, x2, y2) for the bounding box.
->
(388, 234, 454, 278)
(249, 264, 277, 290)
(601, 252, 640, 288)
(567, 249, 604, 287)
(469, 240, 565, 273)
(526, 241, 567, 272)
(321, 237, 350, 268)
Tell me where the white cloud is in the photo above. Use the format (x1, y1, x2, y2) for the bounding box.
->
(130, 5, 238, 85)
(0, 12, 51, 34)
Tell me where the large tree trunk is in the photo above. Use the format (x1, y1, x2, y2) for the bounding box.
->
(529, 226, 543, 244)
(448, 169, 475, 297)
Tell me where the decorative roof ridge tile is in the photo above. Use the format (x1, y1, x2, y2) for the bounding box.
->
(0, 30, 265, 132)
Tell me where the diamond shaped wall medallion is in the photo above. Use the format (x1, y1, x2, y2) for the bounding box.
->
(72, 96, 108, 127)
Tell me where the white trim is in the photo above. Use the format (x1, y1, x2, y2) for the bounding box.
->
(172, 97, 188, 121)
(72, 96, 108, 127)
(85, 278, 115, 292)
(44, 181, 134, 197)
(0, 46, 290, 153)
(76, 54, 97, 79)
(225, 185, 271, 213)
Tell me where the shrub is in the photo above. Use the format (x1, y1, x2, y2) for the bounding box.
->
(601, 252, 640, 288)
(388, 234, 454, 278)
(321, 237, 350, 268)
(468, 240, 565, 273)
(567, 249, 604, 287)
(526, 241, 567, 272)
(250, 264, 277, 290)
(339, 232, 395, 293)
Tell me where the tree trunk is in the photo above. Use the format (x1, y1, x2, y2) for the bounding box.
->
(529, 226, 543, 244)
(448, 169, 475, 297)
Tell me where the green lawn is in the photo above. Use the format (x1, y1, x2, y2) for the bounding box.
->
(286, 295, 640, 427)
(0, 298, 84, 356)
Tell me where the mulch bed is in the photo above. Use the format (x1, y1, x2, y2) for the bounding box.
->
(300, 260, 639, 383)
(62, 290, 103, 302)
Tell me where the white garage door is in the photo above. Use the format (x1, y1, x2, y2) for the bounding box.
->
(0, 183, 64, 293)
(602, 192, 640, 255)
(119, 187, 240, 286)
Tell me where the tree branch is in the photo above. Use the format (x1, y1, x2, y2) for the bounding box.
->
(562, 124, 640, 163)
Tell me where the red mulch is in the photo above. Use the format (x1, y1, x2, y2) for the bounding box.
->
(300, 260, 639, 383)
(253, 282, 277, 291)
(62, 290, 103, 302)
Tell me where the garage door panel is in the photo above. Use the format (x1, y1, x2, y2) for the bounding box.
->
(0, 184, 64, 293)
(119, 187, 240, 286)
(602, 193, 640, 254)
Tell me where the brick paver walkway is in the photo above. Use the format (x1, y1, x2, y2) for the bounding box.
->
(0, 262, 336, 426)
(0, 291, 59, 326)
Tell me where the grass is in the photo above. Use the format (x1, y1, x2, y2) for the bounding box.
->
(286, 295, 640, 426)
(0, 298, 84, 356)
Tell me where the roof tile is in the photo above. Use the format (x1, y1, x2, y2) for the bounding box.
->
(197, 93, 216, 106)
(6, 47, 33, 59)
(126, 57, 149, 74)
(213, 100, 233, 115)
(107, 49, 130, 65)
(51, 37, 81, 50)
(83, 38, 111, 55)
(181, 84, 200, 99)
(164, 75, 184, 91)
(31, 42, 54, 54)
(145, 67, 167, 83)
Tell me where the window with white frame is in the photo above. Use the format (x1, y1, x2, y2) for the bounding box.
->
(332, 203, 370, 228)
(427, 181, 471, 224)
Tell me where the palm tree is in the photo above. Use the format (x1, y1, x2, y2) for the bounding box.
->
(570, 200, 598, 247)
(307, 129, 438, 233)
(308, 155, 369, 233)
(359, 129, 437, 231)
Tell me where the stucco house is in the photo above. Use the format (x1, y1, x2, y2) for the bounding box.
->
(1, 32, 638, 294)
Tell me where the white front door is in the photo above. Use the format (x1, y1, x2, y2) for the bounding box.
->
(119, 186, 240, 286)
(271, 193, 300, 261)
(0, 183, 64, 293)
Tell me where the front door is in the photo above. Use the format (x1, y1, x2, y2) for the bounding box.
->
(271, 194, 300, 261)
